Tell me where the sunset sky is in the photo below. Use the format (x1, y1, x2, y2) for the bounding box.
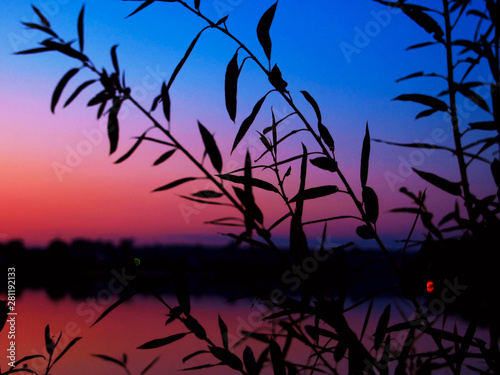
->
(0, 0, 495, 248)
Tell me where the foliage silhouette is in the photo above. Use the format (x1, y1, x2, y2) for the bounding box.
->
(15, 0, 500, 374)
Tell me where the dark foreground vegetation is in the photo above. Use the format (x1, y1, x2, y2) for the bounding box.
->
(2, 0, 500, 374)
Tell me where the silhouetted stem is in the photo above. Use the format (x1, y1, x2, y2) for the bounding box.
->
(126, 96, 284, 258)
(286, 314, 340, 375)
(127, 96, 243, 211)
(171, 3, 463, 372)
(443, 0, 474, 224)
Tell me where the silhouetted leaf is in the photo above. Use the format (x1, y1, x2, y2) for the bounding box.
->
(140, 356, 160, 375)
(289, 185, 339, 203)
(334, 340, 347, 362)
(310, 157, 337, 172)
(192, 190, 223, 198)
(375, 1, 443, 42)
(15, 47, 52, 55)
(32, 6, 50, 27)
(153, 177, 199, 192)
(45, 325, 54, 355)
(395, 71, 424, 82)
(218, 315, 229, 350)
(218, 173, 279, 193)
(108, 99, 121, 155)
(150, 94, 161, 112)
(41, 40, 88, 61)
(78, 5, 85, 52)
(258, 131, 272, 151)
(243, 346, 258, 375)
(491, 159, 500, 188)
(92, 291, 137, 327)
(374, 304, 391, 350)
(182, 350, 209, 363)
(453, 39, 483, 55)
(87, 90, 110, 107)
(257, 2, 278, 62)
(412, 168, 462, 195)
(114, 129, 152, 164)
(97, 101, 107, 119)
(416, 108, 439, 119)
(290, 144, 309, 258)
(395, 329, 414, 375)
(166, 27, 207, 91)
(469, 121, 496, 130)
(111, 45, 119, 74)
(138, 333, 190, 349)
(232, 94, 268, 153)
(225, 50, 239, 122)
(403, 6, 444, 42)
(240, 152, 264, 226)
(362, 186, 379, 224)
(52, 337, 82, 367)
(153, 149, 176, 166)
(406, 41, 437, 50)
(64, 79, 97, 107)
(457, 320, 477, 369)
(184, 315, 207, 340)
(269, 64, 287, 92)
(301, 90, 322, 123)
(127, 0, 156, 17)
(22, 22, 58, 38)
(199, 121, 222, 173)
(91, 354, 126, 369)
(393, 94, 448, 112)
(356, 225, 375, 239)
(456, 84, 490, 112)
(215, 15, 229, 26)
(208, 347, 243, 371)
(51, 68, 79, 113)
(467, 9, 489, 19)
(318, 123, 335, 151)
(138, 136, 175, 147)
(360, 122, 370, 187)
(181, 196, 229, 207)
(360, 299, 374, 341)
(268, 212, 291, 231)
(161, 82, 171, 122)
(269, 339, 286, 375)
(172, 267, 190, 315)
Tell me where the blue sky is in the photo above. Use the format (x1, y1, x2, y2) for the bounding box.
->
(0, 1, 496, 247)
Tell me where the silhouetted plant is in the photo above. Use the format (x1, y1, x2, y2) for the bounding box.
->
(16, 1, 500, 374)
(0, 319, 79, 375)
(373, 1, 499, 372)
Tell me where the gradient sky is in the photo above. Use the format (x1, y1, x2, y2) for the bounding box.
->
(0, 0, 496, 248)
